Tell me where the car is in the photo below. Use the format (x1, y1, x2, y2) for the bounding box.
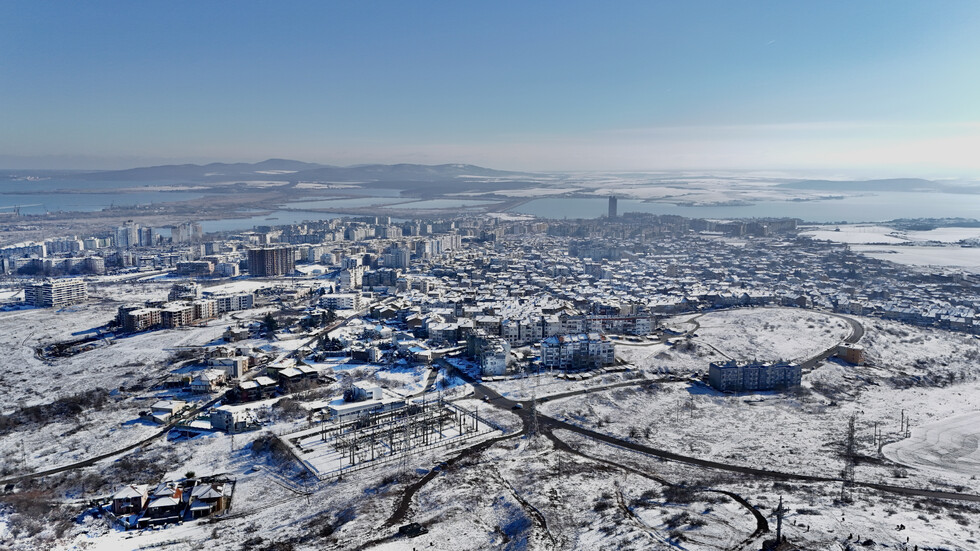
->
(512, 403, 524, 410)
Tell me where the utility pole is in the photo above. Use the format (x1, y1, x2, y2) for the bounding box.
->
(841, 414, 857, 503)
(774, 496, 786, 545)
(530, 390, 540, 441)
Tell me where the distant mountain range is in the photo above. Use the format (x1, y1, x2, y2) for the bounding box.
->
(780, 178, 943, 192)
(65, 161, 974, 197)
(77, 159, 532, 185)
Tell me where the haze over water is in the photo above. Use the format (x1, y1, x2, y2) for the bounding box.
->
(511, 193, 980, 224)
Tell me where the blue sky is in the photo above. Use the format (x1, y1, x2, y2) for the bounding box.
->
(2, 1, 979, 173)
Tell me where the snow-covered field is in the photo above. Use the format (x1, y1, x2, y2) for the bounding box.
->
(560, 429, 980, 551)
(851, 244, 980, 272)
(5, 299, 980, 550)
(683, 308, 852, 363)
(884, 411, 980, 479)
(485, 370, 642, 402)
(800, 224, 907, 244)
(799, 223, 980, 272)
(0, 281, 248, 476)
(802, 224, 980, 245)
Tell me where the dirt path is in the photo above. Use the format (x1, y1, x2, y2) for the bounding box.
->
(383, 432, 522, 527)
(541, 427, 766, 550)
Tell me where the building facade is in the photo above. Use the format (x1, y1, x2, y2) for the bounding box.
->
(25, 278, 88, 308)
(247, 246, 295, 276)
(707, 360, 802, 392)
(540, 332, 615, 370)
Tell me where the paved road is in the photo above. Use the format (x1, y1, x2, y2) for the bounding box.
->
(675, 306, 864, 368)
(833, 311, 865, 344)
(408, 367, 441, 399)
(429, 368, 771, 548)
(798, 310, 864, 368)
(468, 370, 980, 504)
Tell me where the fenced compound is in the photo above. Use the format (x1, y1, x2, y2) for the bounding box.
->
(278, 399, 500, 480)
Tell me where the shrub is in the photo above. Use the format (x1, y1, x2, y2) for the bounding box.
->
(665, 512, 691, 529)
(273, 398, 307, 421)
(662, 484, 700, 504)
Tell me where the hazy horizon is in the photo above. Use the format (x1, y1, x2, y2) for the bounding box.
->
(1, 156, 973, 183)
(3, 1, 980, 176)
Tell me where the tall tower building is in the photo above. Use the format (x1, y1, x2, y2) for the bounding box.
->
(247, 246, 295, 277)
(115, 220, 140, 249)
(608, 196, 618, 218)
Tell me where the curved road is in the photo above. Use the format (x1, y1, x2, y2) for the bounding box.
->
(382, 366, 770, 549)
(467, 368, 980, 504)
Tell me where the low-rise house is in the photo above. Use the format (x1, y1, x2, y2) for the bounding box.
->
(108, 477, 235, 528)
(238, 375, 278, 402)
(141, 483, 183, 526)
(210, 405, 258, 433)
(112, 484, 148, 515)
(148, 400, 187, 424)
(223, 326, 251, 342)
(186, 482, 229, 519)
(276, 366, 306, 388)
(190, 369, 227, 393)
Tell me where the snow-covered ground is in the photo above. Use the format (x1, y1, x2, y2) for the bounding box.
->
(799, 223, 980, 272)
(851, 244, 980, 272)
(883, 411, 980, 479)
(559, 429, 980, 551)
(802, 224, 980, 245)
(0, 281, 258, 476)
(538, 311, 980, 486)
(800, 224, 907, 244)
(6, 298, 980, 550)
(0, 298, 227, 412)
(485, 370, 641, 402)
(683, 307, 852, 363)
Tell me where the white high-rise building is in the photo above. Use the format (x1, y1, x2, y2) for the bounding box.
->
(25, 278, 88, 308)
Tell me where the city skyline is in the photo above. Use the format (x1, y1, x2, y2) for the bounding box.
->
(3, 1, 980, 175)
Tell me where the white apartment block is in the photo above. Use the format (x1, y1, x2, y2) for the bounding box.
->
(540, 333, 615, 371)
(212, 293, 255, 313)
(25, 278, 88, 308)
